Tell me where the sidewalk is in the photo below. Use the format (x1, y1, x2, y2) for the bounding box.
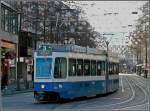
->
(2, 82, 33, 96)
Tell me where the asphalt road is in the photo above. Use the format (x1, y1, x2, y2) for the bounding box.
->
(2, 74, 150, 111)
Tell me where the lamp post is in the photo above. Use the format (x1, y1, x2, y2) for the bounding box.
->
(34, 0, 39, 50)
(16, 0, 22, 91)
(105, 40, 109, 89)
(144, 24, 148, 78)
(102, 33, 114, 92)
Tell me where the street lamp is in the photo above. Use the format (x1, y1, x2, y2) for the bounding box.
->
(105, 40, 110, 93)
(102, 33, 114, 92)
(143, 24, 148, 78)
(16, 0, 23, 91)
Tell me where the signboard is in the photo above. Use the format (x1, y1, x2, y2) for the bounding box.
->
(37, 45, 52, 56)
(1, 41, 16, 49)
(27, 48, 33, 56)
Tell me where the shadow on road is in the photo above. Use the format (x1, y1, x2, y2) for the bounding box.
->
(35, 90, 119, 104)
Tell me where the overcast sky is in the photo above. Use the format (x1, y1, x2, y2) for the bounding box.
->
(66, 1, 147, 46)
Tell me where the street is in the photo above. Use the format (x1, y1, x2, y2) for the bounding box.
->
(0, 1, 150, 111)
(2, 74, 150, 111)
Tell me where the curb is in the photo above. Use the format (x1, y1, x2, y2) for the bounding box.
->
(2, 89, 33, 97)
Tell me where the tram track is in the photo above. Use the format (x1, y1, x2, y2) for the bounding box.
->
(116, 76, 149, 110)
(95, 75, 149, 110)
(132, 76, 149, 93)
(100, 75, 148, 110)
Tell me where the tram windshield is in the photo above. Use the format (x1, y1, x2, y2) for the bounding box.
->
(36, 58, 52, 78)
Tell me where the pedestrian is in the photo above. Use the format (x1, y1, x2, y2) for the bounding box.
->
(1, 59, 9, 90)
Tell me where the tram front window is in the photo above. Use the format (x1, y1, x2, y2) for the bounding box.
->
(36, 58, 52, 78)
(54, 57, 67, 78)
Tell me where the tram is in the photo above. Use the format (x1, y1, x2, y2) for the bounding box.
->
(34, 43, 119, 102)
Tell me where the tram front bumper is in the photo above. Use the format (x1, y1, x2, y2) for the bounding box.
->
(34, 91, 45, 101)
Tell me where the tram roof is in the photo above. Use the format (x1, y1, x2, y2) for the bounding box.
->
(36, 43, 118, 57)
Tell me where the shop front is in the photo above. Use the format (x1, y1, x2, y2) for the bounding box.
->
(0, 0, 18, 93)
(1, 40, 17, 88)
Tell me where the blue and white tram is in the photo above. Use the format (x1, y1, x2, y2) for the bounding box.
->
(34, 44, 119, 102)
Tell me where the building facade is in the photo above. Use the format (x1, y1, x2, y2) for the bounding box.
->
(0, 0, 18, 88)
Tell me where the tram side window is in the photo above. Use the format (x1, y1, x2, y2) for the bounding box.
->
(114, 63, 118, 74)
(84, 60, 91, 76)
(91, 60, 97, 76)
(108, 62, 110, 74)
(113, 64, 116, 74)
(101, 61, 105, 75)
(117, 64, 119, 74)
(113, 63, 116, 74)
(54, 57, 67, 78)
(109, 63, 112, 75)
(114, 64, 116, 74)
(97, 61, 101, 76)
(111, 63, 114, 74)
(69, 59, 76, 76)
(76, 59, 83, 76)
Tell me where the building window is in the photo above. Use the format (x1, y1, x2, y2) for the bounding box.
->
(5, 9, 9, 31)
(1, 5, 18, 34)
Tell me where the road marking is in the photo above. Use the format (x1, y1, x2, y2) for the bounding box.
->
(121, 76, 124, 92)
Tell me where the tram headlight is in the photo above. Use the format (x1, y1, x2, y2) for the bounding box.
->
(58, 84, 63, 88)
(41, 84, 45, 89)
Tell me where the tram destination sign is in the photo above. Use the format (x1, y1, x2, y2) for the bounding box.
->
(37, 45, 52, 56)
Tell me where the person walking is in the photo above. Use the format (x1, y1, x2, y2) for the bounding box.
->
(1, 59, 9, 91)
